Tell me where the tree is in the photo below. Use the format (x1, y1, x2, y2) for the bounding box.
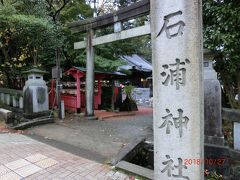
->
(84, 0, 151, 71)
(0, 2, 61, 88)
(203, 0, 240, 108)
(42, 0, 93, 69)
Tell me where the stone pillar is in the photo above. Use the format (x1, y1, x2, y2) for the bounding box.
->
(151, 0, 204, 179)
(19, 97, 23, 109)
(12, 96, 17, 107)
(5, 94, 10, 105)
(85, 29, 94, 116)
(204, 60, 224, 145)
(234, 122, 240, 150)
(0, 93, 4, 104)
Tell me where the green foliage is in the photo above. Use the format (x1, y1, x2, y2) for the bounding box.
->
(124, 84, 134, 99)
(76, 53, 125, 72)
(95, 35, 151, 61)
(118, 0, 138, 8)
(205, 169, 223, 180)
(203, 0, 240, 108)
(223, 121, 233, 147)
(0, 0, 151, 89)
(0, 3, 16, 15)
(96, 2, 151, 60)
(14, 0, 49, 18)
(0, 3, 61, 88)
(93, 0, 151, 68)
(44, 0, 93, 23)
(45, 0, 93, 70)
(59, 0, 93, 23)
(0, 11, 61, 63)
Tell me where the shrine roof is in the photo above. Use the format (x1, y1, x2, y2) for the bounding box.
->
(118, 54, 152, 72)
(70, 67, 126, 76)
(22, 68, 48, 74)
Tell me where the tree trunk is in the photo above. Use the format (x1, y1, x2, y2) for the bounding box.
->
(2, 47, 10, 63)
(1, 47, 11, 87)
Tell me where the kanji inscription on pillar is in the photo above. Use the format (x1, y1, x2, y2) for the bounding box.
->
(161, 58, 190, 90)
(159, 108, 189, 138)
(157, 11, 186, 39)
(161, 155, 190, 180)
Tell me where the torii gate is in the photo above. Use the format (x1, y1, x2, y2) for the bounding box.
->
(69, 0, 204, 179)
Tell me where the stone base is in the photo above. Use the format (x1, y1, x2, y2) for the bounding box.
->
(0, 108, 13, 123)
(116, 161, 153, 180)
(205, 135, 225, 146)
(204, 143, 230, 178)
(7, 116, 54, 130)
(231, 165, 240, 180)
(23, 111, 51, 119)
(229, 149, 240, 179)
(74, 113, 84, 117)
(84, 116, 98, 120)
(0, 104, 23, 113)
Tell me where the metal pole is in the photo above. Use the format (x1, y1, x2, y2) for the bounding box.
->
(111, 80, 115, 110)
(56, 48, 62, 119)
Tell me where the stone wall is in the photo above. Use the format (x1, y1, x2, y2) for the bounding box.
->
(0, 88, 23, 109)
(222, 108, 240, 122)
(131, 88, 151, 105)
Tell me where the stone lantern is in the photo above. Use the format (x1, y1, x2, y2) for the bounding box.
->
(203, 49, 224, 145)
(23, 68, 49, 118)
(204, 50, 230, 177)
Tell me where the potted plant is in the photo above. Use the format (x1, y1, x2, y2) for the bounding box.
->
(120, 83, 138, 111)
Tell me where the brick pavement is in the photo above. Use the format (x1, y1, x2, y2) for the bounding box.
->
(0, 133, 132, 180)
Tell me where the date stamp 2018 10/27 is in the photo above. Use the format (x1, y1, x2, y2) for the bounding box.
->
(184, 158, 225, 166)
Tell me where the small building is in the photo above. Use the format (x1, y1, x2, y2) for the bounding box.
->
(118, 54, 152, 88)
(49, 67, 125, 113)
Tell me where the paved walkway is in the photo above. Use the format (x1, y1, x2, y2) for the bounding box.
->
(0, 133, 131, 180)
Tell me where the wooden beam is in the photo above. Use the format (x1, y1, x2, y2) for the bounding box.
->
(74, 24, 150, 49)
(69, 0, 150, 33)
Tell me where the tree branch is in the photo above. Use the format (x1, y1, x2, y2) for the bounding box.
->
(45, 0, 55, 17)
(53, 0, 71, 22)
(10, 0, 18, 5)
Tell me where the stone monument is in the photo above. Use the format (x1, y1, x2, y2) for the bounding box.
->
(151, 0, 204, 179)
(23, 68, 49, 118)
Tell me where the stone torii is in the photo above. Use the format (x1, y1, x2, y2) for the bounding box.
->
(68, 0, 204, 179)
(69, 0, 151, 117)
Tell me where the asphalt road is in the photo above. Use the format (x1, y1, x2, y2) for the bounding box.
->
(27, 110, 153, 164)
